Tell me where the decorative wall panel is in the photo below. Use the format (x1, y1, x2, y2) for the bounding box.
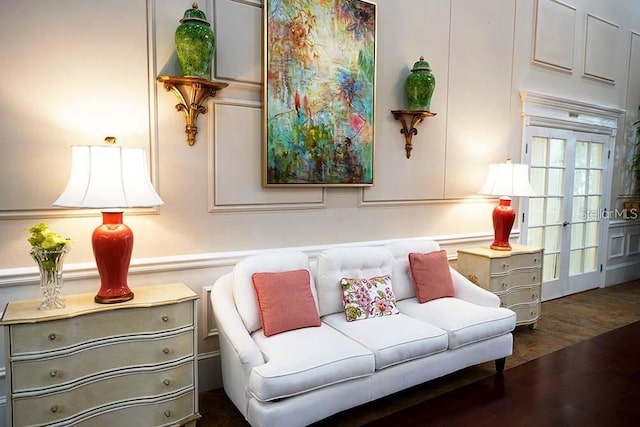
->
(209, 100, 324, 211)
(583, 14, 620, 84)
(215, 0, 262, 84)
(532, 0, 576, 71)
(0, 0, 154, 218)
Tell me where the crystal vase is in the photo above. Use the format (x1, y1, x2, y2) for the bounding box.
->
(30, 246, 69, 310)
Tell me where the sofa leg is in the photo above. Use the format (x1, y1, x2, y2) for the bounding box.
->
(495, 357, 506, 373)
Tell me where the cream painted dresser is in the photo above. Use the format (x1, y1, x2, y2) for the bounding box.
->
(456, 245, 543, 329)
(0, 282, 200, 427)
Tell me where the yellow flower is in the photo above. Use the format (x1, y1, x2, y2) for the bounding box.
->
(27, 223, 71, 251)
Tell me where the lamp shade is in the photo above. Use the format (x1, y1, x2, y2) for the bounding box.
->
(479, 162, 534, 198)
(53, 145, 164, 208)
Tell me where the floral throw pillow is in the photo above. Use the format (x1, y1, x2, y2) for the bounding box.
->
(340, 275, 400, 322)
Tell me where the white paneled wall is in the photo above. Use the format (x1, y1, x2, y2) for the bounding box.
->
(0, 0, 639, 403)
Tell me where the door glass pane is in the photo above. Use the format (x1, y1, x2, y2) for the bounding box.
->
(547, 169, 564, 195)
(549, 139, 565, 167)
(574, 170, 587, 195)
(571, 223, 585, 250)
(589, 143, 603, 168)
(546, 197, 563, 224)
(587, 195, 600, 212)
(545, 225, 562, 251)
(584, 247, 597, 272)
(527, 227, 543, 247)
(531, 137, 548, 166)
(573, 196, 587, 221)
(588, 170, 601, 194)
(530, 168, 546, 194)
(585, 222, 598, 246)
(528, 198, 545, 226)
(544, 253, 559, 281)
(569, 250, 583, 275)
(575, 141, 588, 168)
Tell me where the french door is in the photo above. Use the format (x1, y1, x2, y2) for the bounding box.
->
(521, 126, 611, 301)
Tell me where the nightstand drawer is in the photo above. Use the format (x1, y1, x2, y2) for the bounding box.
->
(488, 269, 542, 292)
(489, 253, 542, 274)
(510, 302, 540, 324)
(12, 330, 194, 392)
(13, 361, 195, 426)
(10, 301, 194, 355)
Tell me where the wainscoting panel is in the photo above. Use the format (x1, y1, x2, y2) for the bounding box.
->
(583, 13, 620, 84)
(215, 0, 262, 84)
(532, 0, 576, 72)
(209, 100, 325, 211)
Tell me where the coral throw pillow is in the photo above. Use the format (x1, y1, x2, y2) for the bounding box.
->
(341, 275, 400, 322)
(408, 250, 455, 303)
(251, 269, 321, 337)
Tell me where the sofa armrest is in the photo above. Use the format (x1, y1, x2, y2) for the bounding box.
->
(450, 267, 501, 307)
(211, 273, 265, 369)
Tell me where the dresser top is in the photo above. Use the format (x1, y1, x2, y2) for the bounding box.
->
(0, 282, 198, 325)
(457, 244, 543, 258)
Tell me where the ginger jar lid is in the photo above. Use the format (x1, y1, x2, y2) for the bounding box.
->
(411, 56, 431, 72)
(180, 2, 211, 26)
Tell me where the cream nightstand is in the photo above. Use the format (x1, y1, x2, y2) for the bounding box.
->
(456, 245, 543, 329)
(1, 282, 200, 427)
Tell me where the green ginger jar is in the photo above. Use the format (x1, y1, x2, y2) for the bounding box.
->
(175, 3, 215, 78)
(405, 56, 435, 110)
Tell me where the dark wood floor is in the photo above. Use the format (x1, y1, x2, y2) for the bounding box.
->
(364, 320, 640, 427)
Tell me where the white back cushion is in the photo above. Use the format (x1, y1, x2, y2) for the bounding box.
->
(385, 239, 441, 301)
(233, 251, 316, 333)
(316, 246, 393, 317)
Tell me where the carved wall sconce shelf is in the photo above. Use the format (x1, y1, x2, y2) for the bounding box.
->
(391, 110, 436, 158)
(157, 75, 228, 146)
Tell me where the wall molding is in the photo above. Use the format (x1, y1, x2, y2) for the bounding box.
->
(0, 232, 496, 288)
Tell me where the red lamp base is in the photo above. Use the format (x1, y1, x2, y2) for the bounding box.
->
(92, 211, 135, 304)
(490, 197, 516, 251)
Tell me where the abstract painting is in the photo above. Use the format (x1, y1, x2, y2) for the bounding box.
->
(263, 0, 376, 186)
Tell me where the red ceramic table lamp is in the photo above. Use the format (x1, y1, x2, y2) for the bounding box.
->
(479, 159, 534, 251)
(53, 141, 164, 303)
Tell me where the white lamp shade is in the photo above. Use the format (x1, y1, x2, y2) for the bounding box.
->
(53, 145, 164, 208)
(479, 162, 534, 198)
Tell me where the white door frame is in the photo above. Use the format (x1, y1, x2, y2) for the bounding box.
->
(520, 92, 624, 301)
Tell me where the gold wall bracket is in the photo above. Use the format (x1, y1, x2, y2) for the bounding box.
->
(157, 75, 229, 146)
(391, 110, 436, 158)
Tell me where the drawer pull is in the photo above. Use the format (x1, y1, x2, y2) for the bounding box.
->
(503, 263, 509, 269)
(164, 410, 172, 418)
(48, 333, 57, 341)
(49, 369, 58, 378)
(162, 315, 169, 322)
(50, 404, 59, 413)
(163, 379, 171, 386)
(162, 347, 170, 354)
(532, 276, 537, 281)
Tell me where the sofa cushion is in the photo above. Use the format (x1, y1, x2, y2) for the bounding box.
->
(252, 269, 321, 336)
(341, 275, 400, 322)
(409, 250, 455, 303)
(323, 312, 448, 370)
(249, 324, 375, 401)
(397, 297, 516, 349)
(233, 251, 317, 333)
(316, 246, 394, 317)
(385, 239, 442, 300)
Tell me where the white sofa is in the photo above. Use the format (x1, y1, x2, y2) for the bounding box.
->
(210, 239, 516, 427)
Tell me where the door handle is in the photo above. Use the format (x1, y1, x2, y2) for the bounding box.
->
(562, 221, 570, 227)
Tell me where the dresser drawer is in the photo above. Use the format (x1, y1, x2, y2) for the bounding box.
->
(487, 269, 542, 292)
(12, 330, 194, 392)
(510, 302, 541, 324)
(13, 361, 194, 426)
(489, 252, 542, 274)
(499, 285, 541, 307)
(10, 301, 194, 356)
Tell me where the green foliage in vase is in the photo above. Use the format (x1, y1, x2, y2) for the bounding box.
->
(27, 223, 71, 251)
